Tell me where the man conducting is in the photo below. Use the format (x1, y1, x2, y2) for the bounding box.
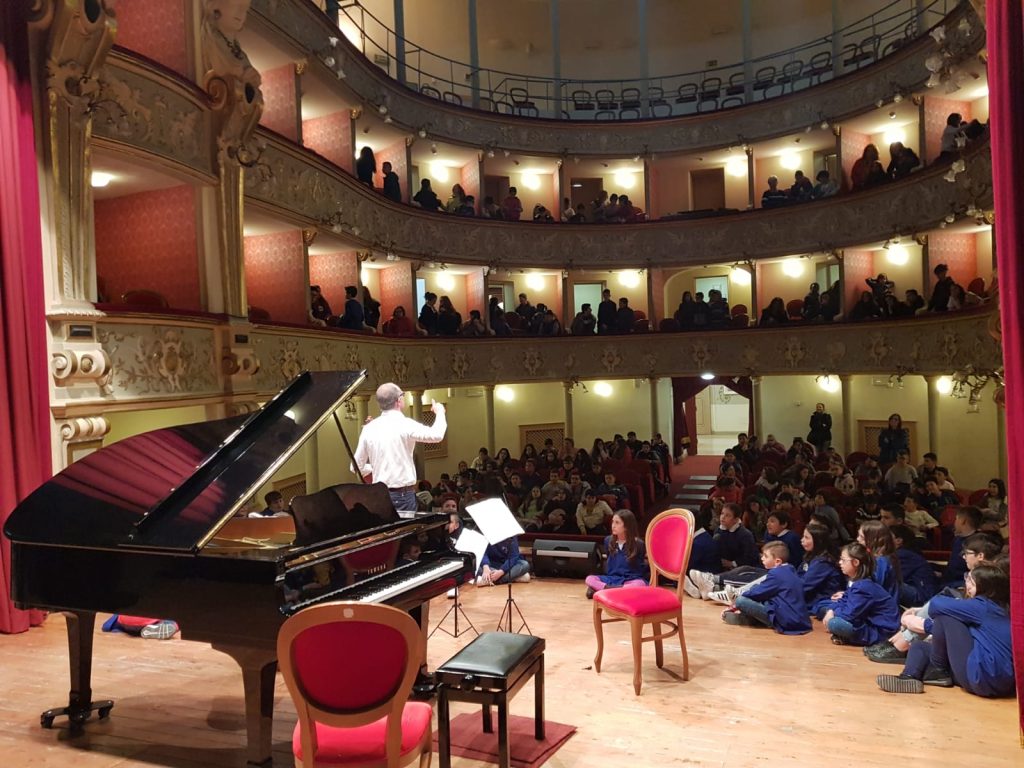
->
(353, 382, 446, 511)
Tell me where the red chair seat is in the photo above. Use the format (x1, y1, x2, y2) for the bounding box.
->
(293, 702, 432, 765)
(594, 586, 680, 616)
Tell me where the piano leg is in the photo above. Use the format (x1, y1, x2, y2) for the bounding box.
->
(40, 611, 114, 729)
(212, 645, 278, 768)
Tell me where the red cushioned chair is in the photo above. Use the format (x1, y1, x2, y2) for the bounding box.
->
(277, 602, 433, 768)
(730, 303, 748, 317)
(122, 289, 169, 308)
(967, 488, 987, 507)
(593, 508, 693, 695)
(786, 298, 804, 320)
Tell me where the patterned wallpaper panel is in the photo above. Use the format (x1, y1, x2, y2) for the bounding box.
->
(465, 268, 485, 318)
(260, 65, 298, 141)
(651, 267, 667, 322)
(94, 185, 201, 310)
(113, 0, 189, 77)
(376, 139, 407, 200)
(379, 263, 413, 323)
(923, 97, 971, 163)
(460, 160, 481, 212)
(843, 249, 875, 311)
(840, 129, 871, 192)
(243, 231, 306, 323)
(309, 251, 359, 309)
(927, 231, 977, 290)
(303, 112, 353, 173)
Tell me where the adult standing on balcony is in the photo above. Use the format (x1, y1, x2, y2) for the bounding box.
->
(356, 146, 376, 188)
(353, 383, 447, 512)
(597, 288, 616, 335)
(502, 187, 523, 221)
(381, 161, 401, 202)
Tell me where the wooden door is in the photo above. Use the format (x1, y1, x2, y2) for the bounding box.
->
(690, 167, 726, 211)
(694, 388, 711, 434)
(858, 419, 919, 461)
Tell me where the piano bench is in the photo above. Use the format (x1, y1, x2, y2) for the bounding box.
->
(435, 631, 545, 768)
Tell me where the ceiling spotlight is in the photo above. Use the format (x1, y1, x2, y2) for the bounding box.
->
(418, 127, 427, 138)
(378, 104, 388, 114)
(632, 154, 641, 162)
(323, 56, 336, 68)
(430, 143, 437, 154)
(486, 149, 495, 158)
(820, 120, 829, 130)
(90, 171, 114, 188)
(328, 36, 339, 47)
(503, 149, 510, 157)
(875, 98, 884, 108)
(944, 213, 955, 223)
(888, 110, 897, 119)
(893, 93, 903, 103)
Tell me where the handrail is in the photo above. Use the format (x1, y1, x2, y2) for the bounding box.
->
(330, 0, 960, 119)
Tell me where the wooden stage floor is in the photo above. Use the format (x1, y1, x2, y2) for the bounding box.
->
(0, 579, 1019, 768)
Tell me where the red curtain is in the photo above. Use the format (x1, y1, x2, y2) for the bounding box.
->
(671, 376, 754, 457)
(986, 0, 1024, 735)
(0, 1, 50, 633)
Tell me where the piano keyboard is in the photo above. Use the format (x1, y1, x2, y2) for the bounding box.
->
(285, 558, 465, 613)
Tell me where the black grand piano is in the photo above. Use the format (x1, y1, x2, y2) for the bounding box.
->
(3, 370, 474, 766)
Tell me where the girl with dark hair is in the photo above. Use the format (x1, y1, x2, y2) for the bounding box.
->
(877, 563, 1013, 697)
(584, 510, 647, 599)
(494, 447, 511, 468)
(591, 438, 609, 464)
(799, 521, 844, 616)
(821, 543, 900, 646)
(520, 443, 538, 462)
(878, 413, 909, 464)
(355, 146, 376, 187)
(984, 478, 1008, 529)
(858, 520, 901, 601)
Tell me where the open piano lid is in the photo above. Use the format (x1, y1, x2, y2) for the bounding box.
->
(4, 370, 366, 553)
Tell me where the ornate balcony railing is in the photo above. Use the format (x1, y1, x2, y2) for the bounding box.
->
(335, 0, 958, 121)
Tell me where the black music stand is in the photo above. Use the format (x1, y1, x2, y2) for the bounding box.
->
(466, 498, 531, 636)
(430, 582, 478, 639)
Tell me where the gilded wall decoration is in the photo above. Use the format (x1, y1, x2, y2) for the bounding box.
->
(278, 339, 304, 381)
(780, 336, 807, 368)
(250, 1, 982, 157)
(95, 323, 218, 397)
(450, 349, 470, 380)
(246, 133, 992, 270)
(600, 346, 623, 373)
(866, 332, 893, 366)
(690, 340, 713, 370)
(522, 348, 543, 376)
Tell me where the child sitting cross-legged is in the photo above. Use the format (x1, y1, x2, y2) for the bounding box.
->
(584, 510, 648, 599)
(858, 520, 901, 602)
(686, 503, 760, 601)
(820, 543, 901, 646)
(764, 509, 802, 569)
(720, 541, 812, 634)
(888, 524, 938, 607)
(876, 563, 1014, 697)
(799, 521, 845, 617)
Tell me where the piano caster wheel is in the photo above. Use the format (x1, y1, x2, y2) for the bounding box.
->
(69, 710, 90, 727)
(40, 714, 55, 729)
(98, 705, 113, 720)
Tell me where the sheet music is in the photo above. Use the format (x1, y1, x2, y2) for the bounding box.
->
(465, 497, 524, 544)
(453, 528, 488, 573)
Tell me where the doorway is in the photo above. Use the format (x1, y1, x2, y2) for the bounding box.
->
(690, 167, 726, 211)
(572, 282, 605, 316)
(695, 385, 749, 455)
(487, 281, 515, 313)
(567, 177, 603, 210)
(484, 175, 510, 207)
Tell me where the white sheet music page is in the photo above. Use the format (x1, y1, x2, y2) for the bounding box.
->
(452, 528, 489, 572)
(465, 497, 524, 544)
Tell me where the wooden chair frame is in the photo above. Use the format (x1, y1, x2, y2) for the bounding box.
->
(277, 602, 431, 768)
(592, 508, 694, 695)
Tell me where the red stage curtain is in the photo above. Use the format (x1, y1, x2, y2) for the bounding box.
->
(986, 0, 1024, 736)
(0, 1, 50, 633)
(671, 376, 754, 458)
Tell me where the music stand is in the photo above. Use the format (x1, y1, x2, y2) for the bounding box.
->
(430, 528, 485, 640)
(466, 498, 531, 635)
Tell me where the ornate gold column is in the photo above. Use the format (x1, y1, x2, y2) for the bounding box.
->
(925, 374, 941, 454)
(750, 375, 764, 440)
(649, 376, 660, 438)
(484, 385, 496, 454)
(563, 381, 574, 439)
(840, 374, 855, 454)
(200, 0, 264, 319)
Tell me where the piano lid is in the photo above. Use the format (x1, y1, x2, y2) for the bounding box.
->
(4, 370, 366, 553)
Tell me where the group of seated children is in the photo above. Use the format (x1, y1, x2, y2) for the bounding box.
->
(677, 497, 1013, 699)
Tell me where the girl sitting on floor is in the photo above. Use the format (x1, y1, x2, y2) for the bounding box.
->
(799, 521, 844, 617)
(585, 509, 647, 599)
(858, 520, 901, 602)
(821, 543, 901, 646)
(876, 563, 1014, 697)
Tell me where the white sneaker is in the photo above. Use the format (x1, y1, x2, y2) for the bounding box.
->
(683, 574, 702, 599)
(514, 572, 531, 583)
(707, 588, 736, 606)
(688, 570, 717, 600)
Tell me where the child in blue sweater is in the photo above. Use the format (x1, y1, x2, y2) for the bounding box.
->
(683, 508, 720, 598)
(877, 564, 1014, 696)
(477, 536, 530, 585)
(722, 541, 812, 634)
(858, 520, 901, 602)
(889, 524, 938, 606)
(800, 521, 844, 616)
(764, 509, 802, 569)
(822, 543, 901, 646)
(585, 510, 648, 598)
(687, 504, 759, 600)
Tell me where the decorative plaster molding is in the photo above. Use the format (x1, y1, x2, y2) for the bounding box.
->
(58, 415, 111, 443)
(94, 322, 220, 398)
(245, 131, 992, 268)
(250, 0, 983, 156)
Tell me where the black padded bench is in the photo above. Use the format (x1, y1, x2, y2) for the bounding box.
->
(436, 631, 546, 768)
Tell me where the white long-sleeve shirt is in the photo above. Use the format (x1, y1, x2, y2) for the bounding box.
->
(352, 408, 446, 488)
